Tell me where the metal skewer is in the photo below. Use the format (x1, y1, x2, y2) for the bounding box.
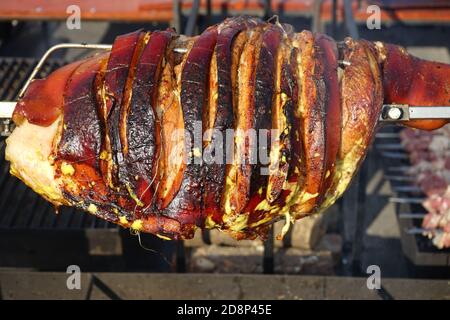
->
(391, 185, 421, 193)
(399, 213, 427, 219)
(173, 47, 188, 54)
(0, 43, 112, 136)
(380, 104, 450, 121)
(380, 152, 409, 159)
(18, 43, 112, 99)
(405, 227, 431, 235)
(389, 197, 425, 204)
(384, 175, 415, 182)
(0, 41, 191, 136)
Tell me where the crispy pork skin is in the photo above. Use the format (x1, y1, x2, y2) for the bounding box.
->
(6, 17, 450, 240)
(102, 30, 144, 189)
(13, 61, 83, 127)
(161, 25, 218, 232)
(319, 39, 384, 211)
(290, 30, 326, 215)
(376, 42, 450, 131)
(203, 16, 261, 227)
(119, 30, 174, 208)
(154, 48, 187, 211)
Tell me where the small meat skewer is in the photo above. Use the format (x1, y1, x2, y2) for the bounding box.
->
(400, 127, 450, 249)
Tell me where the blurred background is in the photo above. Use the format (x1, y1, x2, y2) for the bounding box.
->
(0, 0, 449, 299)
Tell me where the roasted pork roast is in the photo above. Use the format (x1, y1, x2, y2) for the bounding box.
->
(6, 17, 450, 240)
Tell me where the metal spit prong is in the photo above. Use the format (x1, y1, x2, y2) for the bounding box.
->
(380, 104, 409, 121)
(380, 104, 450, 121)
(18, 43, 112, 99)
(0, 43, 185, 133)
(173, 47, 188, 53)
(0, 43, 112, 136)
(338, 60, 351, 67)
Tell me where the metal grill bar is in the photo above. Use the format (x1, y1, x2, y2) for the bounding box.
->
(380, 151, 409, 159)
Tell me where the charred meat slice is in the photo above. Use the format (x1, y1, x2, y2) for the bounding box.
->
(221, 27, 263, 233)
(154, 36, 191, 211)
(246, 32, 300, 236)
(320, 39, 383, 210)
(56, 54, 116, 218)
(101, 30, 145, 188)
(203, 16, 262, 226)
(289, 32, 340, 217)
(118, 31, 174, 208)
(57, 54, 107, 170)
(313, 34, 341, 210)
(162, 26, 218, 227)
(290, 31, 324, 215)
(265, 28, 290, 204)
(238, 25, 287, 236)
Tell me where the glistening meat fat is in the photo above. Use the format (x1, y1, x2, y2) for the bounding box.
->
(6, 17, 450, 240)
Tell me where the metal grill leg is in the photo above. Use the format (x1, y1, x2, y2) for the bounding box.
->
(176, 240, 186, 272)
(263, 225, 274, 274)
(351, 152, 370, 276)
(185, 0, 201, 36)
(171, 0, 182, 33)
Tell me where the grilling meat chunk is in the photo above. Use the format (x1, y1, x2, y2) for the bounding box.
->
(6, 17, 450, 240)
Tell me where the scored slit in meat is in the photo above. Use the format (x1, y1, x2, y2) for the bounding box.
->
(6, 16, 450, 240)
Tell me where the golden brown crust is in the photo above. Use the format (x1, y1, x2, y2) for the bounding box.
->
(340, 39, 382, 157)
(222, 27, 264, 230)
(154, 48, 187, 210)
(290, 30, 325, 216)
(261, 26, 287, 204)
(318, 38, 383, 211)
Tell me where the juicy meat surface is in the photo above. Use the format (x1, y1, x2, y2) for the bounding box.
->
(6, 16, 450, 240)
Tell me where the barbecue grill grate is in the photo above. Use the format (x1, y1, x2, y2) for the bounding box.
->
(0, 57, 117, 231)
